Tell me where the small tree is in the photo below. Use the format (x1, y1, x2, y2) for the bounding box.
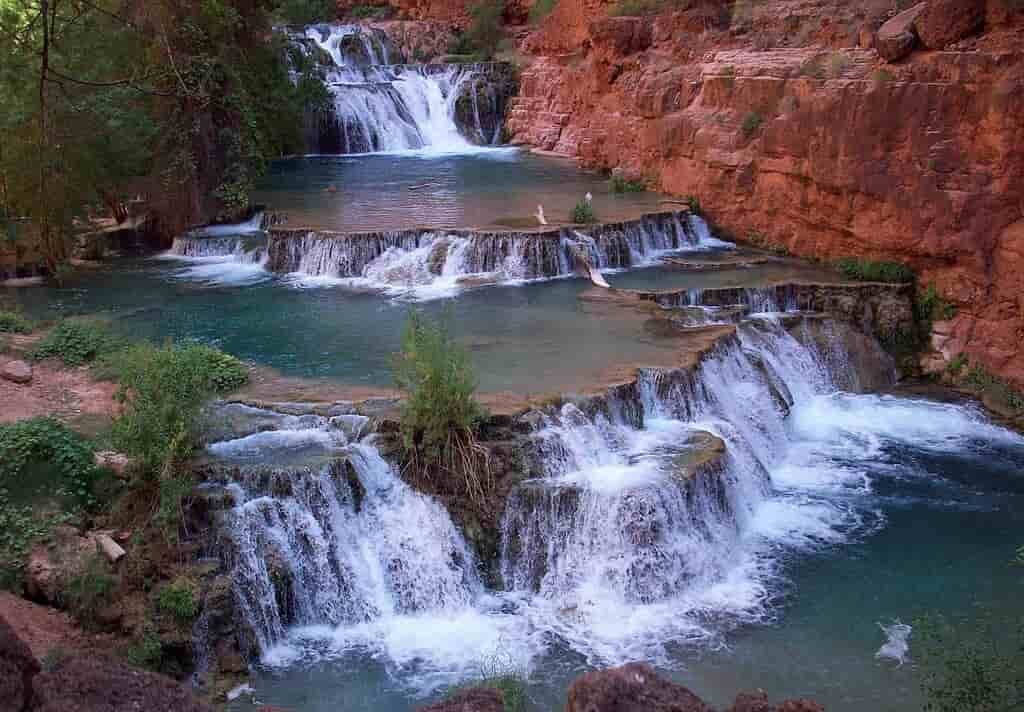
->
(392, 310, 490, 504)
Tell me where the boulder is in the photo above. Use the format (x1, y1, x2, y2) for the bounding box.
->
(94, 451, 132, 479)
(31, 655, 213, 712)
(1, 359, 32, 385)
(417, 687, 504, 712)
(0, 614, 39, 712)
(776, 701, 825, 712)
(565, 662, 712, 712)
(916, 0, 985, 48)
(730, 691, 773, 712)
(876, 3, 926, 61)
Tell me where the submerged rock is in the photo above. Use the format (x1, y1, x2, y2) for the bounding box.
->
(418, 687, 505, 712)
(566, 662, 712, 712)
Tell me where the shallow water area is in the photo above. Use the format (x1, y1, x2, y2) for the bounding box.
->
(252, 150, 669, 231)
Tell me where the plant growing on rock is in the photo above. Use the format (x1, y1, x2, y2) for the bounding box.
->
(392, 310, 490, 505)
(0, 416, 103, 509)
(0, 310, 33, 334)
(834, 257, 914, 283)
(609, 175, 646, 193)
(156, 578, 198, 625)
(740, 111, 764, 137)
(571, 199, 596, 224)
(62, 553, 117, 630)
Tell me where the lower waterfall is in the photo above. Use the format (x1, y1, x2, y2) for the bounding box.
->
(207, 316, 1024, 689)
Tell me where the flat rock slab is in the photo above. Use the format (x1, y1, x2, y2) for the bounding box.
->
(1, 359, 32, 384)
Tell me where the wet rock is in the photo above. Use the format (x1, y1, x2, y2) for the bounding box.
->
(0, 613, 39, 712)
(874, 3, 925, 61)
(730, 690, 773, 712)
(1, 359, 32, 385)
(417, 687, 504, 712)
(566, 662, 712, 712)
(31, 654, 213, 712)
(916, 0, 985, 48)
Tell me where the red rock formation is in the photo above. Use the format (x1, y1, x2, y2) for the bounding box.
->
(508, 0, 1024, 387)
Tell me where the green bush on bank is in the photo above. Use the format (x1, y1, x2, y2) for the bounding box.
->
(0, 310, 33, 334)
(29, 318, 121, 366)
(834, 258, 914, 283)
(156, 578, 198, 625)
(0, 417, 103, 509)
(108, 342, 248, 477)
(609, 175, 646, 193)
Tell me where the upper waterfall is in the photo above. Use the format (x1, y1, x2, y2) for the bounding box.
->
(291, 24, 514, 155)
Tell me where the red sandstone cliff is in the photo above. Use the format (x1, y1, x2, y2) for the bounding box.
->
(502, 0, 1024, 387)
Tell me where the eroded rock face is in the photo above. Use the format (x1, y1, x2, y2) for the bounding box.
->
(566, 662, 712, 712)
(31, 655, 213, 712)
(876, 2, 924, 61)
(507, 0, 1024, 389)
(916, 0, 986, 48)
(0, 614, 39, 712)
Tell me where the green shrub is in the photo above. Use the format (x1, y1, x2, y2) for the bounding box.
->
(0, 310, 32, 334)
(29, 318, 120, 366)
(275, 0, 336, 25)
(391, 310, 489, 504)
(834, 257, 914, 283)
(916, 283, 956, 322)
(529, 0, 557, 22)
(108, 342, 248, 477)
(460, 651, 530, 712)
(963, 365, 1024, 412)
(349, 4, 395, 19)
(609, 175, 646, 193)
(0, 490, 52, 590)
(570, 199, 596, 224)
(683, 195, 702, 215)
(947, 352, 968, 375)
(740, 110, 763, 137)
(62, 554, 116, 630)
(126, 628, 164, 670)
(0, 417, 102, 509)
(449, 0, 505, 60)
(156, 579, 198, 625)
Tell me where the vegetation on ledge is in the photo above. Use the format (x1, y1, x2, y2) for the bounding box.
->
(834, 257, 915, 283)
(571, 199, 597, 224)
(392, 310, 491, 506)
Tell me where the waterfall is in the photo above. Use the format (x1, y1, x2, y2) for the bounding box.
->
(266, 212, 732, 296)
(294, 25, 509, 154)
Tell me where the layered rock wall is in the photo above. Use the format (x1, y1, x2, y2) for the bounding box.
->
(507, 0, 1024, 387)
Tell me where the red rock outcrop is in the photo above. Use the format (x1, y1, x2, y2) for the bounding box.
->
(508, 0, 1024, 387)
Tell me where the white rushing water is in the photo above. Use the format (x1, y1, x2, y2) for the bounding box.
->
(207, 317, 1024, 692)
(298, 24, 497, 156)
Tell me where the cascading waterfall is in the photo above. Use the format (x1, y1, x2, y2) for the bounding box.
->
(293, 24, 507, 154)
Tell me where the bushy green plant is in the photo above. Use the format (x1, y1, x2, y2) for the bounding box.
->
(126, 628, 164, 670)
(62, 554, 116, 630)
(448, 0, 505, 59)
(917, 283, 957, 322)
(834, 257, 914, 283)
(947, 353, 968, 376)
(570, 199, 596, 224)
(461, 650, 530, 712)
(392, 310, 490, 504)
(29, 319, 119, 366)
(0, 490, 52, 590)
(915, 612, 1024, 712)
(963, 365, 1024, 412)
(108, 342, 248, 477)
(0, 417, 102, 509)
(683, 195, 702, 215)
(529, 0, 558, 23)
(156, 579, 198, 624)
(0, 310, 32, 334)
(349, 4, 395, 19)
(740, 110, 763, 137)
(274, 0, 337, 25)
(609, 175, 646, 193)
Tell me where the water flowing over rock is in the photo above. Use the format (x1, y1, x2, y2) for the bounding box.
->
(289, 24, 515, 154)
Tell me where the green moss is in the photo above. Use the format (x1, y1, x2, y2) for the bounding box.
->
(834, 258, 914, 283)
(156, 579, 198, 625)
(740, 110, 763, 137)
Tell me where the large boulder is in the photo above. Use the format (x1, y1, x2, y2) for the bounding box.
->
(876, 2, 926, 61)
(31, 655, 213, 712)
(566, 662, 712, 712)
(417, 687, 505, 712)
(916, 0, 986, 48)
(0, 614, 39, 712)
(0, 359, 32, 385)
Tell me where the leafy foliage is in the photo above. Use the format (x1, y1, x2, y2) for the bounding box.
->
(740, 110, 764, 137)
(156, 578, 198, 625)
(609, 175, 646, 193)
(915, 612, 1024, 712)
(448, 0, 505, 60)
(62, 554, 116, 630)
(126, 627, 164, 670)
(917, 283, 957, 322)
(0, 417, 102, 509)
(963, 365, 1024, 412)
(834, 257, 915, 283)
(392, 310, 490, 504)
(29, 319, 120, 366)
(0, 490, 53, 590)
(0, 310, 33, 334)
(275, 0, 337, 25)
(108, 342, 248, 477)
(529, 0, 558, 22)
(683, 195, 702, 215)
(571, 199, 596, 224)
